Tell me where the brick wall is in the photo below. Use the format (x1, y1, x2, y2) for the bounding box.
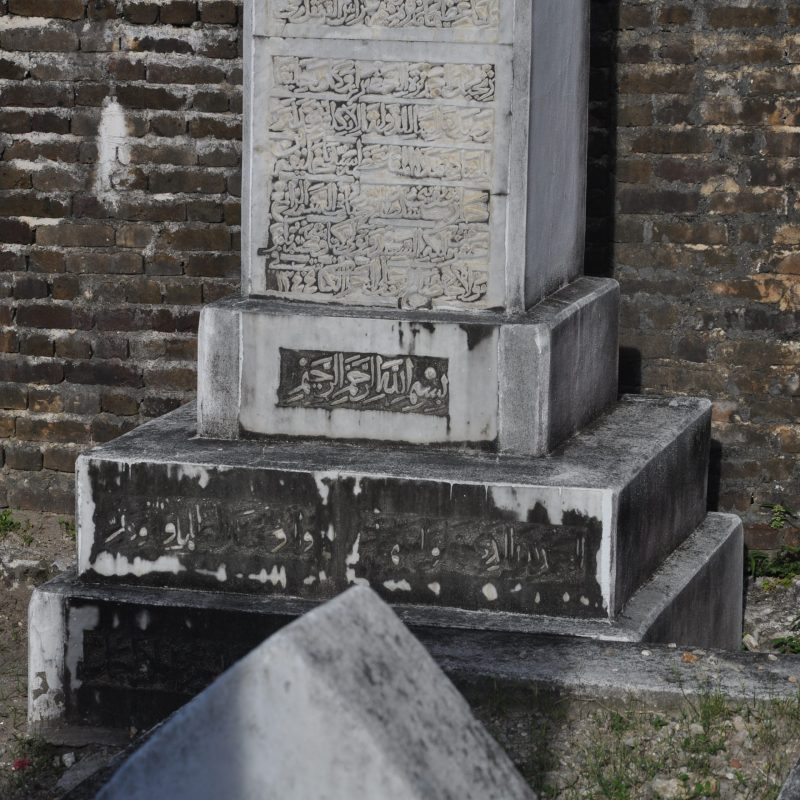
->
(588, 0, 799, 550)
(0, 0, 240, 512)
(0, 1, 797, 548)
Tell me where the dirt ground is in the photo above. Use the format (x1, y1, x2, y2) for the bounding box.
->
(0, 510, 798, 799)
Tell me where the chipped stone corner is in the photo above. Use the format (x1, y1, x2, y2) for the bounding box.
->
(28, 585, 67, 727)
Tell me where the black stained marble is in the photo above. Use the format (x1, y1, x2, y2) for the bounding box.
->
(86, 458, 604, 617)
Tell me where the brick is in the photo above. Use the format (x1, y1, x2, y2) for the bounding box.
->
(0, 110, 31, 132)
(19, 334, 54, 357)
(5, 444, 42, 471)
(5, 139, 79, 162)
(159, 226, 230, 251)
(193, 90, 229, 113)
(101, 391, 140, 416)
(43, 446, 79, 472)
(149, 169, 226, 194)
(37, 223, 115, 248)
(160, 1, 197, 24)
(65, 252, 143, 275)
(91, 415, 138, 442)
(117, 224, 155, 249)
(125, 278, 162, 304)
(147, 62, 225, 84)
(188, 116, 241, 139)
(144, 365, 196, 390)
(116, 84, 184, 110)
(0, 23, 79, 51)
(631, 130, 713, 155)
(128, 143, 197, 166)
(150, 113, 187, 137)
(32, 167, 86, 193)
(128, 34, 194, 54)
(14, 275, 49, 300)
(0, 384, 27, 410)
(200, 1, 237, 24)
(29, 250, 66, 274)
(16, 304, 92, 330)
(122, 2, 159, 24)
(708, 7, 780, 28)
(65, 360, 142, 388)
(16, 417, 91, 444)
(8, 0, 84, 19)
(0, 58, 28, 80)
(0, 415, 15, 438)
(184, 252, 238, 278)
(31, 110, 71, 134)
(29, 387, 66, 414)
(0, 83, 73, 108)
(0, 218, 33, 244)
(617, 188, 701, 214)
(88, 0, 117, 19)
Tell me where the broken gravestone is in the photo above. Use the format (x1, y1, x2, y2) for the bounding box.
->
(95, 586, 536, 800)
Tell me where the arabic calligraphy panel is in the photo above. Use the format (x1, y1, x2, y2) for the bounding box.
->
(260, 54, 497, 309)
(277, 348, 450, 416)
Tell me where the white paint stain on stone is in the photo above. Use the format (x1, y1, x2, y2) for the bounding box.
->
(249, 565, 287, 588)
(352, 477, 362, 496)
(28, 589, 67, 723)
(345, 534, 370, 587)
(313, 472, 338, 505)
(596, 492, 615, 613)
(562, 592, 570, 603)
(428, 582, 441, 596)
(534, 592, 541, 604)
(174, 465, 211, 489)
(93, 552, 186, 577)
(196, 564, 228, 582)
(135, 610, 151, 631)
(482, 583, 498, 601)
(303, 575, 317, 585)
(511, 583, 522, 593)
(383, 579, 412, 592)
(76, 458, 97, 577)
(94, 97, 131, 210)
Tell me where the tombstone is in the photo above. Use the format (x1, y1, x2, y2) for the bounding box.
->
(94, 587, 536, 800)
(29, 0, 743, 735)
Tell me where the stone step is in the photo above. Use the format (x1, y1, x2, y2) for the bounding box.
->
(30, 512, 742, 735)
(77, 394, 711, 619)
(197, 276, 619, 455)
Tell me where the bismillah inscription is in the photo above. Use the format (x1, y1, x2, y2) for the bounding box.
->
(273, 0, 500, 29)
(277, 348, 449, 415)
(262, 56, 496, 309)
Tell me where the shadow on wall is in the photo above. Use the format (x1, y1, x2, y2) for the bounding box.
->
(583, 2, 722, 515)
(585, 0, 619, 284)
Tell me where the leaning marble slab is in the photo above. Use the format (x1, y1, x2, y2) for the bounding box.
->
(94, 586, 536, 800)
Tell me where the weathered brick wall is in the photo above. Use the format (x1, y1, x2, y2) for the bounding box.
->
(0, 1, 796, 548)
(0, 0, 241, 512)
(588, 0, 799, 550)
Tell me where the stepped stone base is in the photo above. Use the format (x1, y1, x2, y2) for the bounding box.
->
(197, 276, 619, 455)
(78, 395, 710, 619)
(29, 512, 742, 736)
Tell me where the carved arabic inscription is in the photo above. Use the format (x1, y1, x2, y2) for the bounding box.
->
(277, 348, 449, 416)
(272, 0, 500, 30)
(263, 56, 496, 309)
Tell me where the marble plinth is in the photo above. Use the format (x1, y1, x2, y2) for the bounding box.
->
(78, 395, 708, 620)
(198, 277, 619, 455)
